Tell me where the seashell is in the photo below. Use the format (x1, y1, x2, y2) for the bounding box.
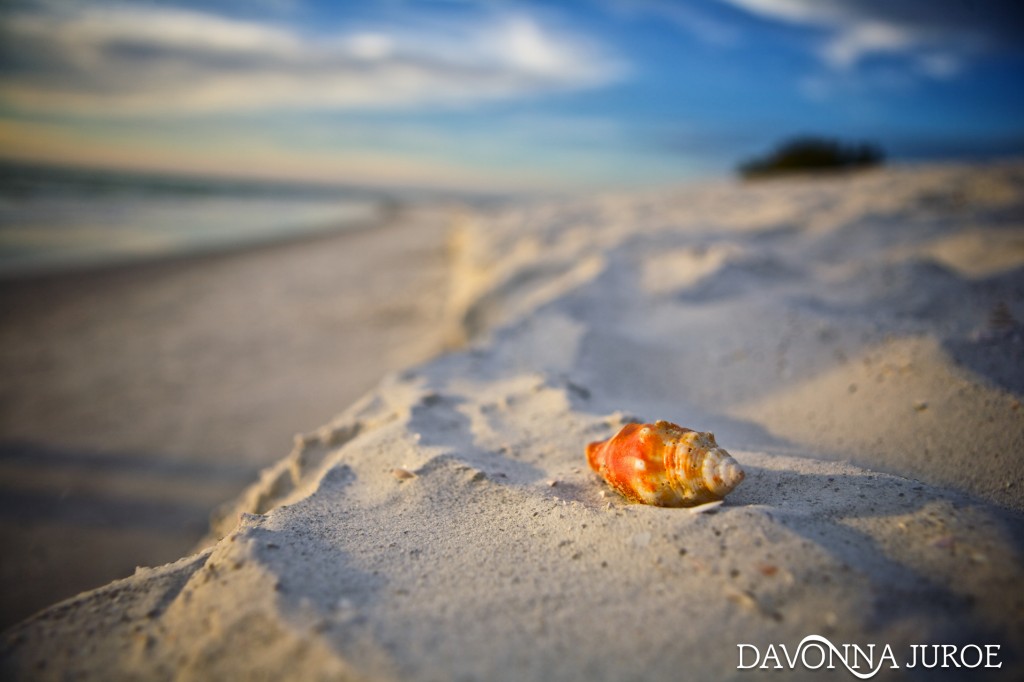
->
(586, 420, 744, 507)
(391, 467, 417, 480)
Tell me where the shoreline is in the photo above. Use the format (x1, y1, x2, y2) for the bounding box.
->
(0, 200, 405, 286)
(0, 203, 458, 629)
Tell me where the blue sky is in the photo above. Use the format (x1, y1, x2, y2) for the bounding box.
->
(1, 0, 1022, 192)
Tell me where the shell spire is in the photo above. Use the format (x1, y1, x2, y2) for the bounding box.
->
(586, 420, 744, 507)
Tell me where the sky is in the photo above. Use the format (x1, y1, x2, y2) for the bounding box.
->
(1, 0, 1022, 193)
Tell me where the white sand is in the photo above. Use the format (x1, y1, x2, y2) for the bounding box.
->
(2, 163, 1023, 680)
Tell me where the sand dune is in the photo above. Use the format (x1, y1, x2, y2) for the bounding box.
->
(3, 163, 1023, 680)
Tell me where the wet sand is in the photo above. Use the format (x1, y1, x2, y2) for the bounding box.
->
(0, 206, 455, 628)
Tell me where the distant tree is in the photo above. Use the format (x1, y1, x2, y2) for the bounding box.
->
(738, 136, 884, 179)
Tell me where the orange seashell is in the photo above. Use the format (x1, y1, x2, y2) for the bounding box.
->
(586, 420, 744, 507)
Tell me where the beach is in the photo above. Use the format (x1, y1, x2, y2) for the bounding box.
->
(0, 205, 454, 629)
(2, 162, 1024, 681)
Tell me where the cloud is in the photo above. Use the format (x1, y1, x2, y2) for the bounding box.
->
(0, 2, 625, 116)
(719, 0, 1023, 73)
(604, 0, 740, 47)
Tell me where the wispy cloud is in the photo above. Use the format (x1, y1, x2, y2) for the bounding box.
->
(0, 2, 626, 116)
(719, 0, 1022, 75)
(605, 0, 740, 47)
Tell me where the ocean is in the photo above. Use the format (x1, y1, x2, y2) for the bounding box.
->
(0, 162, 392, 277)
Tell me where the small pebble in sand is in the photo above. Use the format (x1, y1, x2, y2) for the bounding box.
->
(548, 479, 558, 487)
(392, 467, 417, 480)
(727, 589, 759, 613)
(758, 564, 778, 576)
(913, 400, 929, 412)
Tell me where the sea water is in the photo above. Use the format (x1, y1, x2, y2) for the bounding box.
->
(0, 162, 390, 277)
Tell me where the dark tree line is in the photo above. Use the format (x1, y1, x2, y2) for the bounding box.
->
(739, 137, 884, 179)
